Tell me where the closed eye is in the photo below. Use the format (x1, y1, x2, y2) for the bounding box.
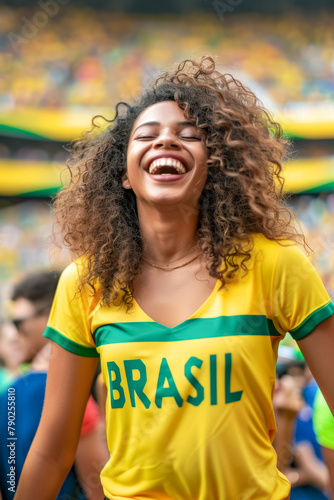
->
(135, 135, 201, 140)
(180, 136, 201, 140)
(135, 135, 156, 140)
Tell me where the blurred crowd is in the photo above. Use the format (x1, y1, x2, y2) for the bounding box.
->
(0, 200, 69, 309)
(291, 194, 334, 297)
(0, 7, 334, 109)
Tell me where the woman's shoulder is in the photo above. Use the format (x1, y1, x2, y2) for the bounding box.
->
(59, 256, 101, 298)
(61, 255, 100, 280)
(251, 232, 305, 260)
(61, 256, 88, 280)
(249, 233, 311, 280)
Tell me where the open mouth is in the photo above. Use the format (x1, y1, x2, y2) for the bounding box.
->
(148, 158, 187, 176)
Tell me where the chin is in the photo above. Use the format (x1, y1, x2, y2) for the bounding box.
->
(149, 194, 189, 207)
(145, 187, 190, 203)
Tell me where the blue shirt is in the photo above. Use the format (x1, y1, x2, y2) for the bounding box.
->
(0, 371, 87, 500)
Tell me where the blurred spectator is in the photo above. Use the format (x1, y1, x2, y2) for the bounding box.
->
(274, 346, 331, 499)
(273, 348, 305, 473)
(9, 270, 56, 368)
(0, 270, 109, 500)
(0, 322, 24, 393)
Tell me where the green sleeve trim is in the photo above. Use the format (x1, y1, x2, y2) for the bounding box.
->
(289, 302, 334, 341)
(43, 326, 99, 358)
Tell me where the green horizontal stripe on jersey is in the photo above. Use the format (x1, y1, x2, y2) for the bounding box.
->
(44, 326, 100, 358)
(289, 301, 334, 341)
(93, 315, 281, 347)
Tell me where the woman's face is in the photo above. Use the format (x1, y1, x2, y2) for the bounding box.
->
(123, 101, 208, 211)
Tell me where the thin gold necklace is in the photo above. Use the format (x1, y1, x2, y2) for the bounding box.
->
(142, 247, 199, 271)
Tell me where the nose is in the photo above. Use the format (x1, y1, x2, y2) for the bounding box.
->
(152, 129, 181, 149)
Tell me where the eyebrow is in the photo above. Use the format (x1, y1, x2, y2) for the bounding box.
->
(133, 121, 197, 134)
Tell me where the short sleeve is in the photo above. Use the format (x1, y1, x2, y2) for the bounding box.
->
(43, 260, 99, 358)
(313, 389, 334, 450)
(270, 243, 334, 340)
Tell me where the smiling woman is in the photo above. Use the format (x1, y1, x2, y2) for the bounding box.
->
(14, 56, 334, 500)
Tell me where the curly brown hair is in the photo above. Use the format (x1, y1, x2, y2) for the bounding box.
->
(53, 55, 304, 308)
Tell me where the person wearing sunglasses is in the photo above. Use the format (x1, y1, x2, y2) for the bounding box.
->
(0, 322, 23, 394)
(10, 272, 55, 370)
(0, 270, 109, 500)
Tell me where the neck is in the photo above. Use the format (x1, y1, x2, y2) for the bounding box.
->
(138, 203, 199, 264)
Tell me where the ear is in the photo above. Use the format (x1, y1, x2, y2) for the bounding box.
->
(121, 171, 132, 189)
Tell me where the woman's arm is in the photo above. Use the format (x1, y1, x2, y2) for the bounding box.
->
(297, 313, 334, 415)
(14, 342, 99, 500)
